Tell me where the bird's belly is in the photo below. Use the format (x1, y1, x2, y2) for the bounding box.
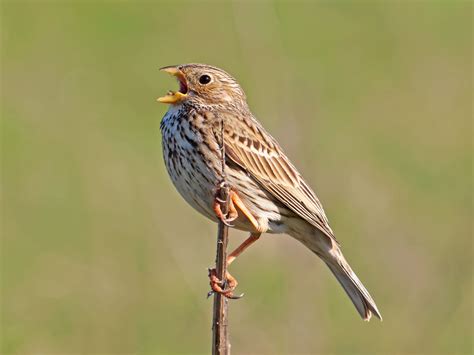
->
(161, 110, 290, 234)
(164, 147, 290, 234)
(164, 145, 219, 222)
(164, 148, 288, 234)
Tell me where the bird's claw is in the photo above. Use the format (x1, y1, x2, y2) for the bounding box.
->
(220, 218, 234, 227)
(213, 190, 238, 227)
(207, 268, 244, 300)
(215, 196, 226, 204)
(220, 211, 237, 227)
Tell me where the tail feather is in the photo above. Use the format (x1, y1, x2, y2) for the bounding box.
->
(325, 258, 382, 321)
(288, 227, 382, 321)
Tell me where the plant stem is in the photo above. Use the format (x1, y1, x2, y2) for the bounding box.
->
(211, 183, 231, 355)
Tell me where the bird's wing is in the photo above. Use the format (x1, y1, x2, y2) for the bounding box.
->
(219, 113, 337, 242)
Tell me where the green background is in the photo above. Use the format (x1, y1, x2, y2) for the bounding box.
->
(1, 1, 472, 354)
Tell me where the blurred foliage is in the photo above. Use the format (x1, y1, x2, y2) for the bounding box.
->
(1, 1, 472, 354)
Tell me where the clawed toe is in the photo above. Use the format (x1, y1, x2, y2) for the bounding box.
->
(207, 268, 244, 300)
(220, 217, 235, 227)
(213, 199, 235, 227)
(221, 208, 238, 226)
(213, 186, 239, 227)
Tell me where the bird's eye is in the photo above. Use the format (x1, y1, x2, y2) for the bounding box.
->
(199, 74, 212, 85)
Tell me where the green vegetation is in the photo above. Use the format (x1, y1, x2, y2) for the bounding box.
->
(1, 1, 472, 354)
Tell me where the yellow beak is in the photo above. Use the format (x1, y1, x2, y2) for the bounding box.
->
(157, 66, 188, 104)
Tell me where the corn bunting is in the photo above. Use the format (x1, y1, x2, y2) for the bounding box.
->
(158, 63, 381, 321)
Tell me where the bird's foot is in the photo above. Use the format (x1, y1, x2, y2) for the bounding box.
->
(213, 183, 238, 226)
(207, 268, 244, 299)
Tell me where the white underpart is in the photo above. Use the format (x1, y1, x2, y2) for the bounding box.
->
(161, 105, 289, 234)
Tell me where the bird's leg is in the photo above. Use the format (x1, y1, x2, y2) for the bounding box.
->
(208, 232, 262, 299)
(210, 189, 265, 299)
(229, 191, 263, 233)
(227, 232, 261, 266)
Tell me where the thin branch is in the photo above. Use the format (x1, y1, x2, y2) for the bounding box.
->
(211, 117, 231, 355)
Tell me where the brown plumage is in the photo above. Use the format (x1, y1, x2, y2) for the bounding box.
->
(158, 63, 382, 321)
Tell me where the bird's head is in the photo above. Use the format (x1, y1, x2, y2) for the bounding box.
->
(157, 63, 247, 109)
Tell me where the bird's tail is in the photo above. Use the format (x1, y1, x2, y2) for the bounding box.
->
(290, 228, 382, 321)
(324, 254, 382, 321)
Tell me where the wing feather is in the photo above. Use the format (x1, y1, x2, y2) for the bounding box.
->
(221, 114, 337, 242)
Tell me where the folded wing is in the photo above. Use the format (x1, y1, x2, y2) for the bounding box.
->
(221, 113, 337, 243)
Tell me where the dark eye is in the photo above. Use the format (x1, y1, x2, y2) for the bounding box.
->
(199, 74, 212, 85)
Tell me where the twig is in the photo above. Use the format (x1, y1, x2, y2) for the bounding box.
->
(211, 118, 231, 355)
(212, 185, 230, 355)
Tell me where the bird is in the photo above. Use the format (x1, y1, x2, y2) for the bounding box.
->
(157, 63, 382, 321)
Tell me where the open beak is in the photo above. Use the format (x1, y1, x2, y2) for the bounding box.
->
(157, 66, 188, 104)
